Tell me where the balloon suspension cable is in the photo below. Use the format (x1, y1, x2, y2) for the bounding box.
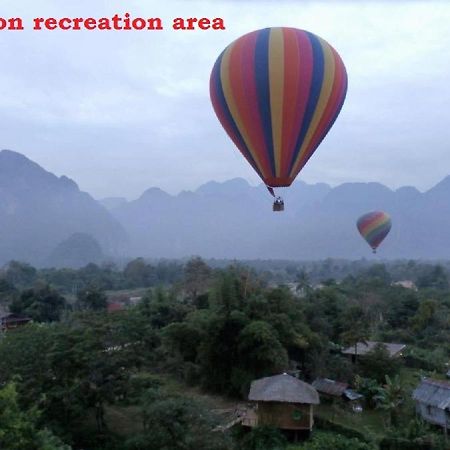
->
(268, 185, 285, 212)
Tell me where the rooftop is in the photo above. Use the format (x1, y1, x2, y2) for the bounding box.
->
(312, 378, 348, 397)
(412, 378, 450, 410)
(342, 341, 406, 357)
(248, 373, 319, 405)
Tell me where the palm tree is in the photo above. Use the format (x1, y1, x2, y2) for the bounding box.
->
(374, 374, 404, 428)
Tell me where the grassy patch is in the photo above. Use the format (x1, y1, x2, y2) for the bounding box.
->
(315, 402, 385, 439)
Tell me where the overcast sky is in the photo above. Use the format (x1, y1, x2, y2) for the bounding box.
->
(0, 0, 449, 199)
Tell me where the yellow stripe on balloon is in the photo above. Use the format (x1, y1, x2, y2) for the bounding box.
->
(289, 38, 336, 178)
(269, 28, 285, 177)
(364, 216, 388, 236)
(220, 45, 265, 174)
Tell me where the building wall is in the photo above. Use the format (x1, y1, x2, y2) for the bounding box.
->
(256, 402, 313, 430)
(416, 402, 450, 428)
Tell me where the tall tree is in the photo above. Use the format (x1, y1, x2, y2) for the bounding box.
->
(340, 305, 370, 363)
(10, 283, 67, 322)
(374, 375, 404, 428)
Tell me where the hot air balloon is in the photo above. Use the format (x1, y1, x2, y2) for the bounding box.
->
(210, 27, 348, 211)
(357, 211, 392, 254)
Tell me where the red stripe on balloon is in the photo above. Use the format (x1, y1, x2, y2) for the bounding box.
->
(210, 64, 262, 177)
(280, 28, 299, 178)
(228, 31, 272, 179)
(283, 29, 314, 178)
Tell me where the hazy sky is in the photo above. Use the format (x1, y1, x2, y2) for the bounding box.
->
(0, 0, 449, 199)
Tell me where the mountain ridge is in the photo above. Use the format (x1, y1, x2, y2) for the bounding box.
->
(1, 150, 450, 264)
(0, 149, 127, 266)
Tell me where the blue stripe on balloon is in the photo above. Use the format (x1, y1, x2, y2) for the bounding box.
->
(288, 31, 325, 173)
(254, 28, 276, 177)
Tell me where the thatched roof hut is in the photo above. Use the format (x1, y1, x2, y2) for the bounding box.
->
(249, 373, 319, 404)
(244, 373, 319, 432)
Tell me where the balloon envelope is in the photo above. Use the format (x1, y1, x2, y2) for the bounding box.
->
(210, 27, 347, 187)
(357, 211, 392, 252)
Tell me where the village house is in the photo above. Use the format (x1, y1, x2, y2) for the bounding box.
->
(342, 341, 406, 363)
(412, 378, 450, 430)
(391, 280, 418, 291)
(0, 313, 32, 332)
(312, 378, 363, 410)
(242, 373, 319, 435)
(312, 378, 348, 399)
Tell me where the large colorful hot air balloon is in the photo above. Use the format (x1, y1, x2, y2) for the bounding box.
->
(210, 27, 347, 211)
(357, 211, 392, 253)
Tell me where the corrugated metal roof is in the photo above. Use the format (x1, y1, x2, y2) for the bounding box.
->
(248, 373, 319, 405)
(342, 341, 406, 357)
(312, 378, 348, 397)
(344, 389, 363, 401)
(412, 378, 450, 410)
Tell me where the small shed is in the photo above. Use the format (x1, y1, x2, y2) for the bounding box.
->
(312, 378, 348, 398)
(244, 373, 319, 431)
(412, 378, 450, 429)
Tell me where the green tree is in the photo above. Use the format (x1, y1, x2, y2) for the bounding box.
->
(374, 375, 404, 428)
(410, 299, 438, 332)
(359, 343, 401, 383)
(10, 283, 67, 322)
(124, 258, 156, 287)
(5, 261, 37, 287)
(340, 306, 370, 363)
(199, 311, 248, 394)
(238, 321, 288, 378)
(239, 426, 287, 450)
(125, 395, 230, 450)
(76, 285, 107, 311)
(0, 382, 71, 450)
(183, 257, 212, 301)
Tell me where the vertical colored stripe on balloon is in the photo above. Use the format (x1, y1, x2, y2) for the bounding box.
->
(255, 28, 276, 177)
(290, 37, 335, 178)
(210, 54, 262, 178)
(237, 31, 273, 178)
(281, 29, 313, 180)
(288, 31, 324, 175)
(279, 28, 299, 178)
(269, 27, 285, 177)
(292, 47, 346, 175)
(220, 43, 266, 176)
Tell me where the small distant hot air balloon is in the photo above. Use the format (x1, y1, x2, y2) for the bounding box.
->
(357, 211, 392, 254)
(210, 27, 348, 211)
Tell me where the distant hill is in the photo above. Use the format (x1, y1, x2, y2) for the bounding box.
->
(109, 176, 450, 260)
(0, 150, 127, 266)
(47, 233, 104, 268)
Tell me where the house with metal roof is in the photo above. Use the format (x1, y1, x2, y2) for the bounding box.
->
(242, 373, 319, 432)
(412, 378, 450, 429)
(342, 341, 406, 361)
(312, 378, 348, 398)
